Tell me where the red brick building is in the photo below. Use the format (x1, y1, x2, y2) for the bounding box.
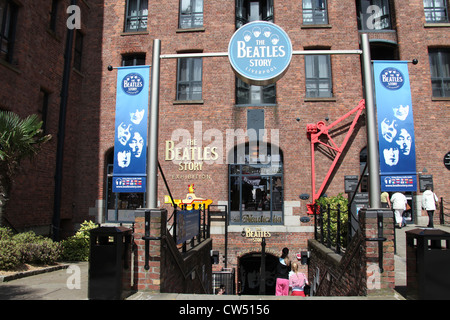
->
(1, 0, 449, 294)
(0, 0, 103, 237)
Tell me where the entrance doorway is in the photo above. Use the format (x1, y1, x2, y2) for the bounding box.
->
(238, 252, 278, 295)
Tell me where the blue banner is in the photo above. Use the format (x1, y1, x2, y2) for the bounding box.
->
(374, 61, 417, 192)
(113, 66, 150, 193)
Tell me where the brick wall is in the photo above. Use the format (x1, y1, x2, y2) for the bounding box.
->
(0, 0, 448, 247)
(133, 209, 212, 293)
(0, 0, 103, 236)
(308, 208, 395, 296)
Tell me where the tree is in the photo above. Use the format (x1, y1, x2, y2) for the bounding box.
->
(0, 111, 51, 225)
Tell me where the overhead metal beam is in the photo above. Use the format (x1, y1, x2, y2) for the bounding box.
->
(159, 50, 362, 60)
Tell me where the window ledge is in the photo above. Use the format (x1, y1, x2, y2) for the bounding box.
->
(72, 68, 85, 78)
(358, 29, 396, 33)
(176, 27, 205, 33)
(234, 104, 277, 107)
(0, 59, 21, 74)
(424, 23, 450, 28)
(304, 97, 336, 102)
(173, 100, 204, 105)
(431, 97, 450, 101)
(120, 31, 149, 36)
(301, 24, 332, 29)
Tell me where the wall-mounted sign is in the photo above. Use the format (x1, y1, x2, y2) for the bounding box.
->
(228, 21, 293, 86)
(164, 184, 213, 210)
(344, 175, 359, 193)
(165, 138, 217, 180)
(419, 175, 433, 192)
(242, 227, 271, 242)
(444, 152, 450, 170)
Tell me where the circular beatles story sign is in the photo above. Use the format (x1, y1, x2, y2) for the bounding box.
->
(228, 21, 293, 86)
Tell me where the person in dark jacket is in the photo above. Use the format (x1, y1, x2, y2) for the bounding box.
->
(275, 247, 291, 296)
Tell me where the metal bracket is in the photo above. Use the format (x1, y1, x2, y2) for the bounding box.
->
(142, 210, 161, 270)
(364, 212, 387, 273)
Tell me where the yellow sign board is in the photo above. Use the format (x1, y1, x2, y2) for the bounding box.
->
(164, 184, 213, 210)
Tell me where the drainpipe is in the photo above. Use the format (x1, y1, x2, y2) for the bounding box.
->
(52, 0, 76, 241)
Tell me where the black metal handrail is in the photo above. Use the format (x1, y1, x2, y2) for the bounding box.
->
(314, 203, 348, 254)
(440, 197, 449, 225)
(172, 203, 209, 253)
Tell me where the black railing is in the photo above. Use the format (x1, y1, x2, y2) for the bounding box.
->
(170, 203, 209, 253)
(440, 197, 449, 225)
(314, 203, 348, 254)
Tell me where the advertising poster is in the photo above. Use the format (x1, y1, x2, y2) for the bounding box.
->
(113, 66, 150, 192)
(176, 210, 200, 245)
(373, 61, 417, 192)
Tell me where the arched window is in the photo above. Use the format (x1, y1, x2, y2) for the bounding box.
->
(228, 143, 283, 225)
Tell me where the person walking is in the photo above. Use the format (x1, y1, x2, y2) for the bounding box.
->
(289, 262, 308, 297)
(381, 191, 391, 208)
(275, 247, 290, 296)
(391, 192, 407, 228)
(421, 185, 439, 228)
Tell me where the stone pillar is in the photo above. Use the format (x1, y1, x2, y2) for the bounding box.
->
(133, 209, 166, 292)
(359, 208, 395, 294)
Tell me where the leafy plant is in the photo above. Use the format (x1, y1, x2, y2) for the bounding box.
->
(315, 193, 349, 249)
(0, 240, 20, 270)
(60, 220, 97, 261)
(0, 226, 14, 240)
(0, 229, 62, 269)
(13, 231, 61, 265)
(0, 111, 51, 224)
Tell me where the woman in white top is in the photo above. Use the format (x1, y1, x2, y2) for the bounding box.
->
(422, 185, 438, 228)
(391, 192, 407, 228)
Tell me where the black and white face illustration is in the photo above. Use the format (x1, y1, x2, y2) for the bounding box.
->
(393, 104, 409, 121)
(381, 118, 397, 143)
(117, 150, 131, 168)
(395, 128, 412, 156)
(118, 122, 132, 145)
(130, 109, 145, 125)
(129, 131, 144, 158)
(383, 146, 399, 167)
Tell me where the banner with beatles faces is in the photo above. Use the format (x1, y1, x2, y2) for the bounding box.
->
(374, 61, 417, 192)
(113, 66, 149, 193)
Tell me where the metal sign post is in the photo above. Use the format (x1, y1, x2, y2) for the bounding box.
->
(360, 33, 381, 209)
(147, 39, 161, 209)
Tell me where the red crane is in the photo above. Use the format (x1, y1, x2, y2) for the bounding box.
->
(306, 99, 366, 214)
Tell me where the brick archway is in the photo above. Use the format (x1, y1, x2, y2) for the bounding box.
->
(237, 251, 278, 295)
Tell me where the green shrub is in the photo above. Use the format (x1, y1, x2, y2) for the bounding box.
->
(12, 231, 61, 265)
(32, 239, 61, 264)
(0, 226, 14, 241)
(60, 220, 97, 261)
(0, 229, 62, 269)
(315, 193, 349, 249)
(0, 240, 21, 270)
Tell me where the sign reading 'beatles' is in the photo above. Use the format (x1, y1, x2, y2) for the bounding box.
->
(112, 66, 150, 193)
(374, 61, 417, 192)
(228, 21, 293, 86)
